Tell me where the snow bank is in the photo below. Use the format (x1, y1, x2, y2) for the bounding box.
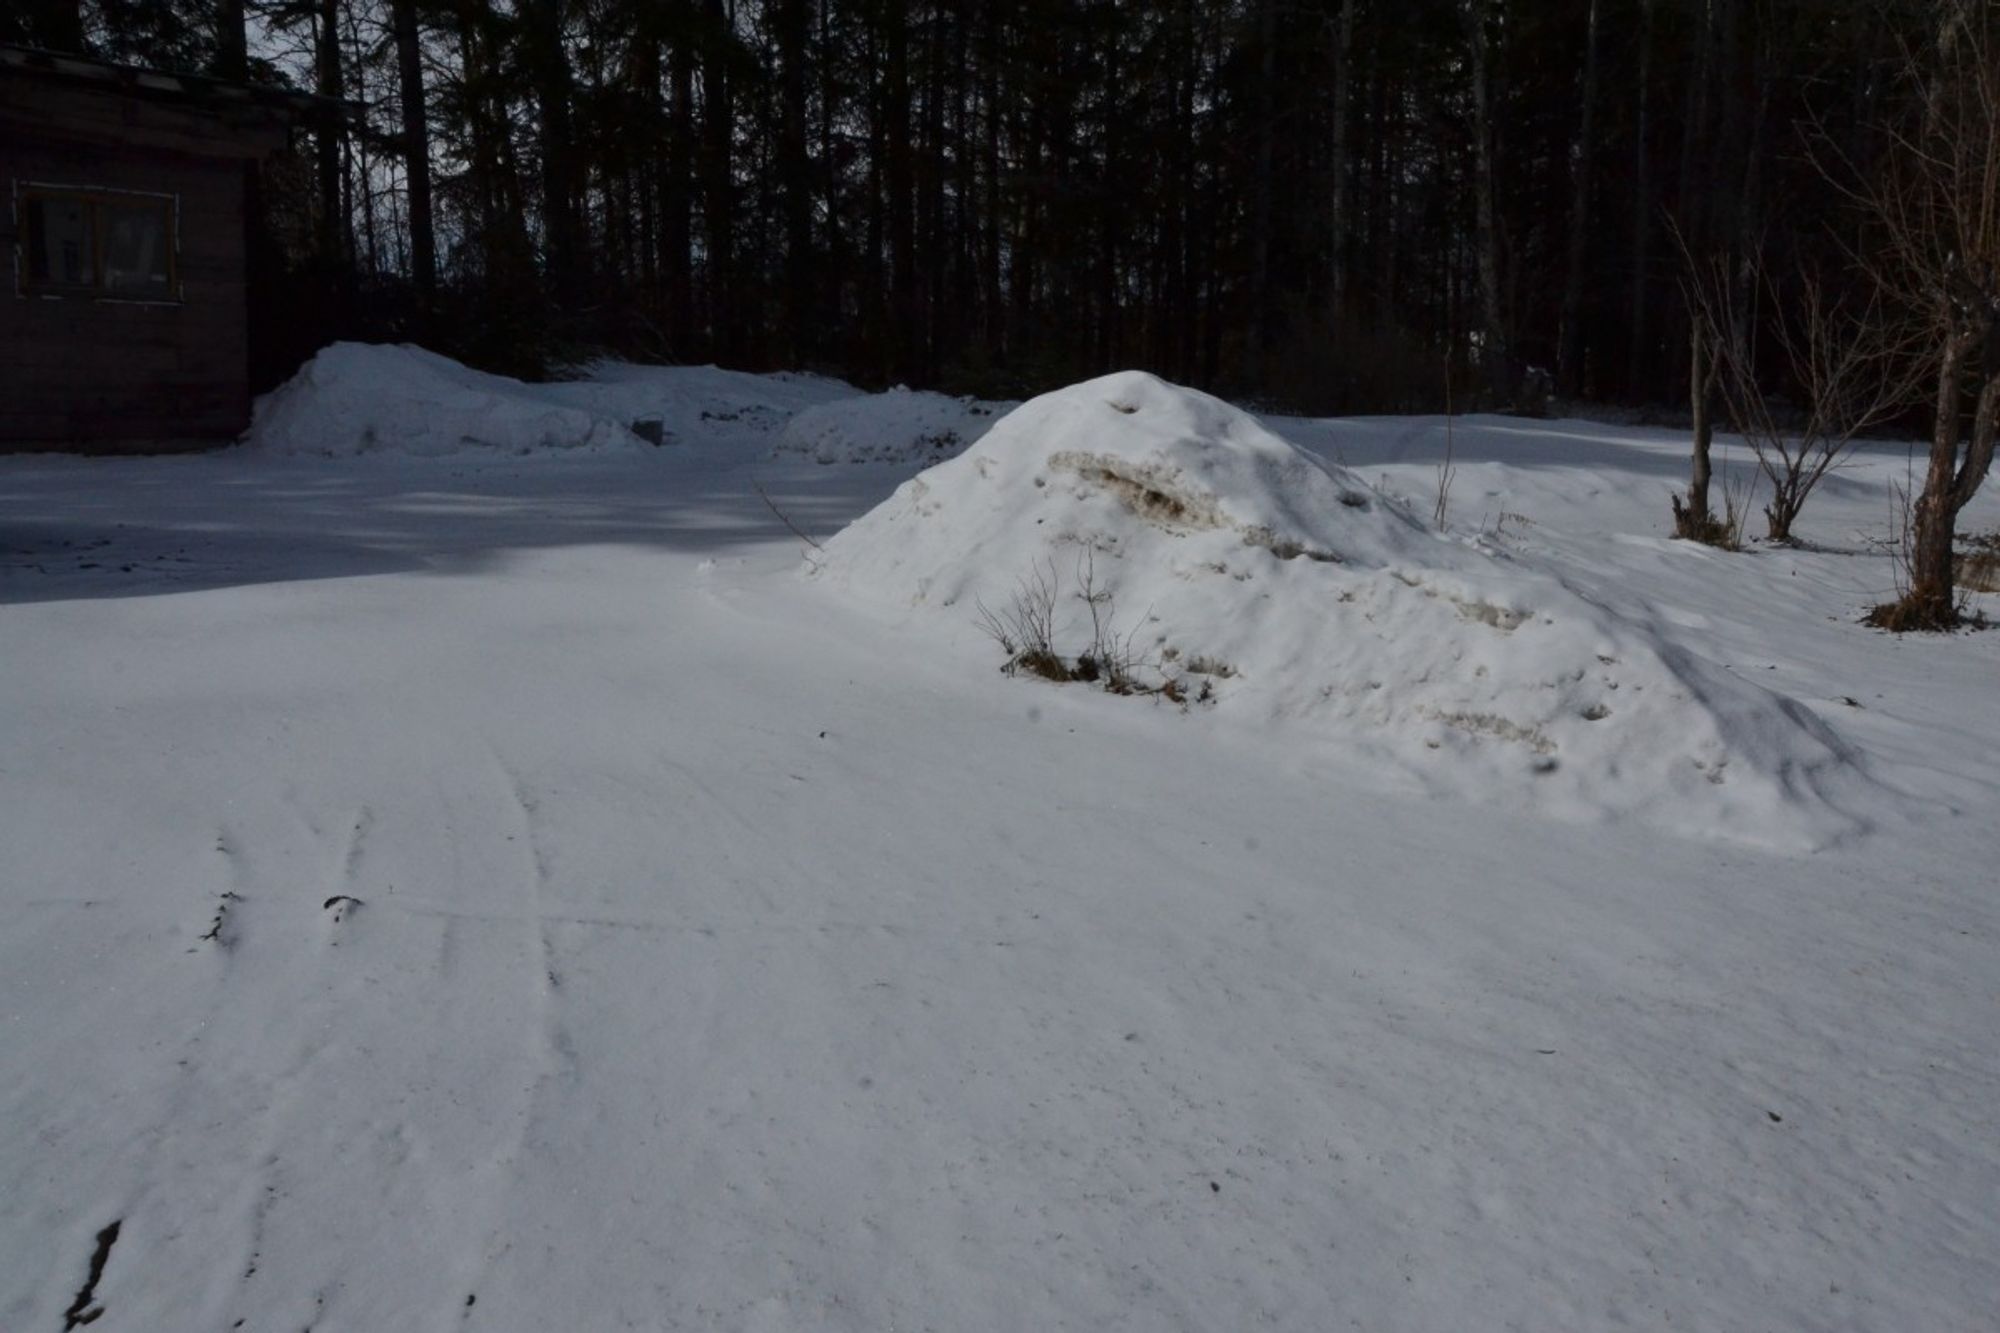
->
(819, 371, 1871, 847)
(251, 344, 867, 457)
(250, 343, 645, 457)
(539, 363, 861, 449)
(772, 386, 1007, 464)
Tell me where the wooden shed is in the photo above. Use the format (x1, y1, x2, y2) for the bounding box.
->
(1, 45, 331, 453)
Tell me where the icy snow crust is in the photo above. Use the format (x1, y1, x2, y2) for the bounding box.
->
(822, 371, 1868, 847)
(772, 385, 1011, 464)
(249, 342, 860, 457)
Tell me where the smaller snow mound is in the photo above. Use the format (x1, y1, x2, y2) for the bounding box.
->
(540, 362, 863, 449)
(818, 371, 1874, 849)
(250, 343, 642, 457)
(772, 387, 1009, 464)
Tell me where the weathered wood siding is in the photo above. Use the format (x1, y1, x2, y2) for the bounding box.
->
(1, 79, 278, 452)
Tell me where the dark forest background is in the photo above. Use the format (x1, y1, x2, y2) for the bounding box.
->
(0, 1, 1944, 410)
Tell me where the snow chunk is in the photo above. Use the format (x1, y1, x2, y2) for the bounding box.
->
(817, 371, 1873, 848)
(772, 386, 1009, 464)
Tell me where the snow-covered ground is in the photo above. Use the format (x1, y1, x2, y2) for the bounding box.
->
(3, 352, 1997, 1331)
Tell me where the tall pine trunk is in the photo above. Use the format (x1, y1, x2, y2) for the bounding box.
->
(666, 32, 695, 353)
(315, 0, 348, 274)
(215, 0, 247, 79)
(700, 0, 735, 358)
(1557, 0, 1598, 398)
(1467, 0, 1509, 404)
(391, 0, 436, 310)
(525, 0, 583, 305)
(1627, 0, 1654, 400)
(1327, 0, 1355, 319)
(777, 0, 812, 365)
(1248, 0, 1277, 372)
(883, 0, 916, 380)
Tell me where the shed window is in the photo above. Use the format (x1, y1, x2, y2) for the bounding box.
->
(19, 187, 177, 300)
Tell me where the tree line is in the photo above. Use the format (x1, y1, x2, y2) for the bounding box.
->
(0, 0, 1949, 410)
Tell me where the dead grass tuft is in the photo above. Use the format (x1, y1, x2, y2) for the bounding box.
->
(1865, 589, 1970, 633)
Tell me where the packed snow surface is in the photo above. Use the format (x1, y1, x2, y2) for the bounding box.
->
(4, 350, 1998, 1332)
(773, 385, 1010, 464)
(821, 371, 1873, 848)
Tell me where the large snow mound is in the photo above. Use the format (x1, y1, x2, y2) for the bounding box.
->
(819, 371, 1873, 847)
(771, 386, 1009, 464)
(250, 343, 646, 457)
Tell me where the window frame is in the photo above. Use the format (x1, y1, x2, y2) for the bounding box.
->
(14, 182, 182, 305)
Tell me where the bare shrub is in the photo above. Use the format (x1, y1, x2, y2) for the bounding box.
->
(1072, 551, 1154, 692)
(1683, 248, 1913, 545)
(1692, 448, 1759, 551)
(973, 556, 1213, 705)
(1719, 264, 1912, 544)
(1433, 352, 1458, 530)
(975, 560, 1061, 675)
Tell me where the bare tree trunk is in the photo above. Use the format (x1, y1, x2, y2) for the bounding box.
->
(777, 0, 812, 365)
(391, 0, 436, 310)
(1908, 344, 1967, 606)
(1248, 0, 1277, 371)
(632, 34, 660, 302)
(1557, 0, 1598, 397)
(1677, 313, 1716, 537)
(700, 0, 735, 358)
(1858, 1, 2000, 627)
(1328, 0, 1355, 319)
(1467, 0, 1509, 404)
(315, 0, 347, 271)
(1676, 0, 1714, 252)
(666, 35, 694, 353)
(455, 5, 497, 272)
(31, 0, 85, 51)
(1627, 0, 1654, 400)
(979, 0, 1003, 355)
(525, 0, 583, 302)
(882, 0, 916, 379)
(215, 0, 247, 80)
(821, 0, 848, 353)
(1908, 346, 2000, 616)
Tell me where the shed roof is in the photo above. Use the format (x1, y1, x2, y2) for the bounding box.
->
(0, 43, 359, 158)
(0, 43, 361, 124)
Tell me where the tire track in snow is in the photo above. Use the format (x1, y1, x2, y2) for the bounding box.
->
(97, 807, 369, 1328)
(208, 803, 375, 1321)
(193, 826, 248, 951)
(498, 761, 561, 1001)
(340, 806, 372, 889)
(444, 749, 576, 1312)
